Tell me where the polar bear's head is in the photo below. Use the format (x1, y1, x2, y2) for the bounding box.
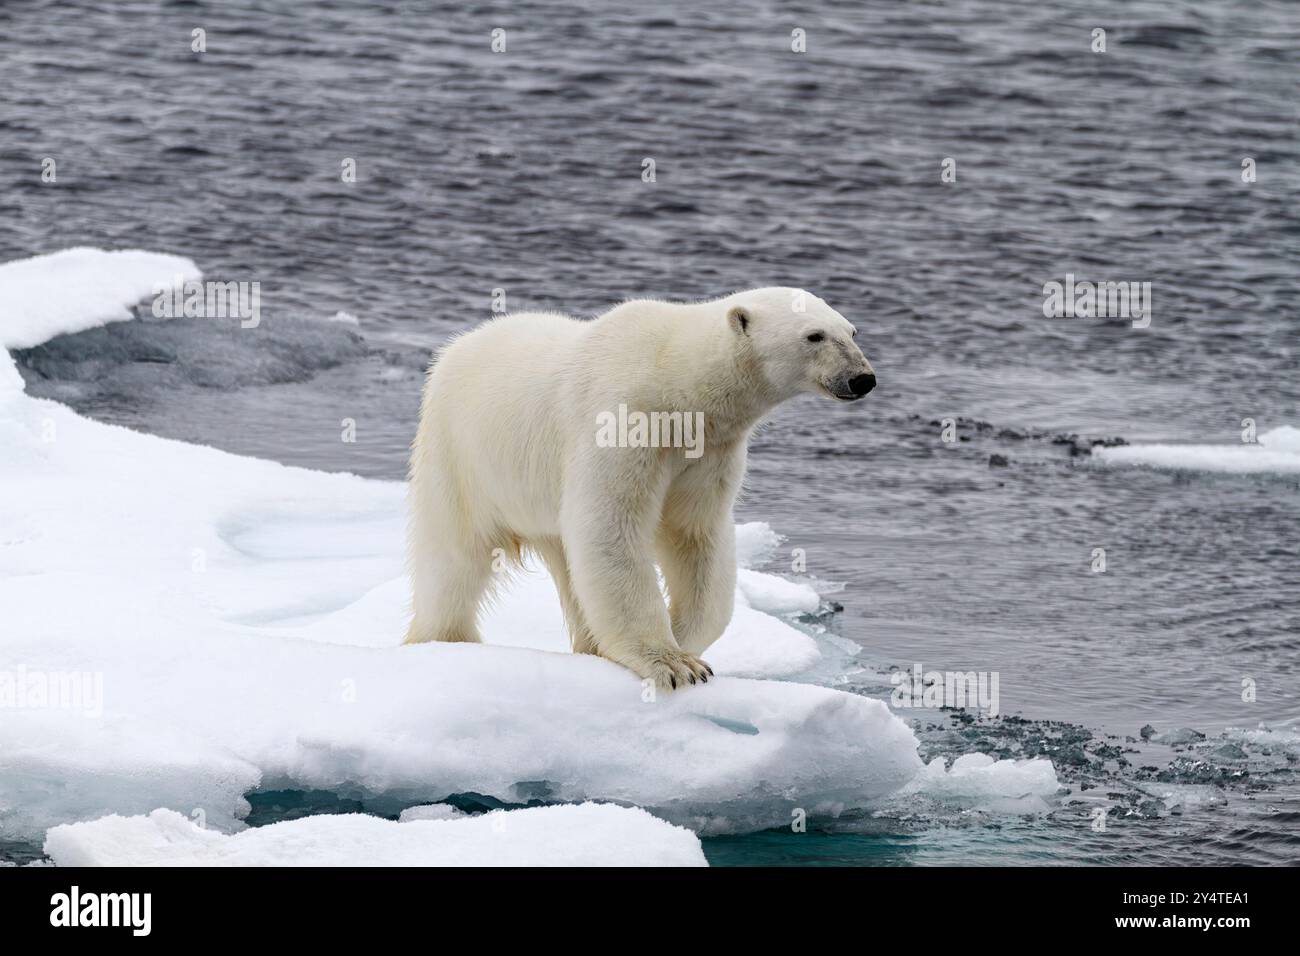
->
(726, 288, 876, 403)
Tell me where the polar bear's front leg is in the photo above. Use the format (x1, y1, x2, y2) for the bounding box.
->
(562, 453, 712, 690)
(658, 442, 744, 655)
(658, 515, 737, 657)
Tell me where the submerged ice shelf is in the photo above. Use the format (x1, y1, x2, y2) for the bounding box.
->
(0, 248, 1059, 861)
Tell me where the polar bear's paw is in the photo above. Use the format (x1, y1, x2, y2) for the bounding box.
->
(630, 645, 713, 691)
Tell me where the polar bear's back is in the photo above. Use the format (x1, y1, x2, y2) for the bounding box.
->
(429, 310, 584, 413)
(416, 311, 588, 531)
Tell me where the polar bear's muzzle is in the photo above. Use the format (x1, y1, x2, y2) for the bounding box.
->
(847, 372, 876, 397)
(826, 372, 876, 401)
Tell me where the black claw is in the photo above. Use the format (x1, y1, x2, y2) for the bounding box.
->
(669, 676, 676, 689)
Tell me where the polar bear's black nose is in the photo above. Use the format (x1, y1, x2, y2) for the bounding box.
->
(849, 373, 876, 396)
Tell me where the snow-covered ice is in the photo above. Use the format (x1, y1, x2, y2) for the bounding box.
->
(1092, 426, 1300, 475)
(44, 804, 706, 866)
(1, 248, 1058, 860)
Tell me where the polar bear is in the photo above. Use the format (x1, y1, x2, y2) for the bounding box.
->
(405, 288, 875, 689)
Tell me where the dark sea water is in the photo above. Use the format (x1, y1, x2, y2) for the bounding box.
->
(4, 0, 1299, 865)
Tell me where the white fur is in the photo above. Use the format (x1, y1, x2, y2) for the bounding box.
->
(405, 287, 874, 689)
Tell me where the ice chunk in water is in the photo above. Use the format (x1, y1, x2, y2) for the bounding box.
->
(44, 804, 706, 866)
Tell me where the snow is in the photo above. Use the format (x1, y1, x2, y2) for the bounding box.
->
(0, 248, 1059, 859)
(44, 804, 706, 866)
(0, 247, 200, 350)
(1092, 425, 1300, 475)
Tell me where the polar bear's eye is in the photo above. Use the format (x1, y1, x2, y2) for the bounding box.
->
(806, 333, 824, 343)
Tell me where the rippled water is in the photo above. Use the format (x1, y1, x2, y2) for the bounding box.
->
(5, 0, 1299, 864)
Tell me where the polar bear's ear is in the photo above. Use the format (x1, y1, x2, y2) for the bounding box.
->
(727, 306, 751, 336)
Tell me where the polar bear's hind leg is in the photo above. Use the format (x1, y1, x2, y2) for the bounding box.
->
(405, 542, 492, 645)
(405, 444, 496, 645)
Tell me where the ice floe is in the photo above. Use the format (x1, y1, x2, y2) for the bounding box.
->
(0, 249, 1059, 859)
